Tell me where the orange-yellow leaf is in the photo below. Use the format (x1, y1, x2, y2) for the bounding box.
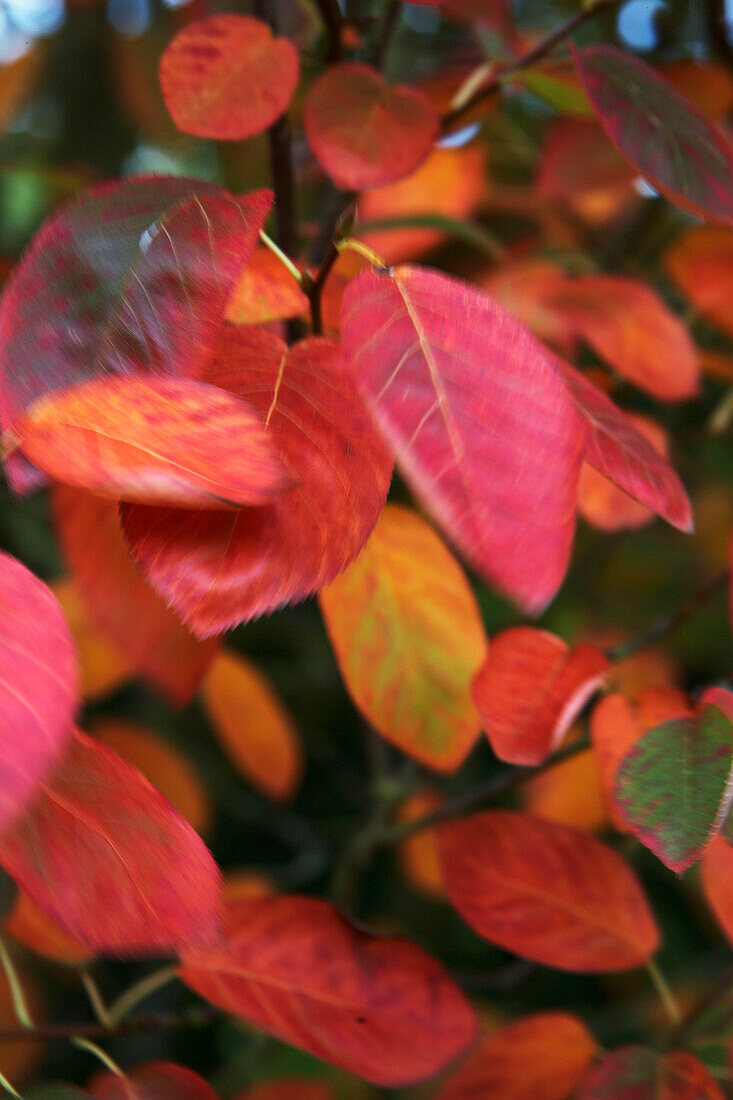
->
(225, 247, 308, 326)
(396, 791, 445, 898)
(666, 227, 733, 340)
(201, 650, 301, 802)
(52, 577, 132, 701)
(522, 746, 608, 833)
(4, 888, 92, 966)
(320, 505, 487, 771)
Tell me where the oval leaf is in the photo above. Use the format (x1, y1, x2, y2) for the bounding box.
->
(15, 376, 289, 507)
(615, 704, 733, 871)
(472, 626, 609, 766)
(577, 1047, 724, 1099)
(435, 1012, 598, 1100)
(701, 834, 733, 945)
(666, 227, 733, 339)
(305, 62, 439, 190)
(319, 504, 487, 771)
(159, 15, 299, 140)
(560, 363, 693, 532)
(0, 552, 78, 832)
(439, 810, 659, 971)
(178, 894, 478, 1086)
(340, 266, 585, 615)
(120, 331, 393, 637)
(90, 1062, 220, 1100)
(0, 728, 222, 955)
(572, 44, 733, 225)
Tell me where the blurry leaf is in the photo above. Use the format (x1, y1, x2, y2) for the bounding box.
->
(397, 791, 445, 898)
(0, 552, 78, 832)
(0, 48, 41, 133)
(223, 870, 275, 903)
(234, 1084, 333, 1100)
(576, 1046, 724, 1099)
(514, 69, 592, 115)
(572, 45, 733, 225)
(439, 810, 660, 971)
(536, 117, 634, 221)
(201, 650, 301, 801)
(0, 179, 271, 492)
(578, 415, 671, 532)
(178, 895, 478, 1086)
(701, 835, 733, 945)
(319, 505, 487, 771)
(340, 266, 585, 614)
(435, 1011, 598, 1100)
(561, 364, 693, 532)
(357, 145, 486, 263)
(53, 488, 218, 706)
(52, 578, 132, 701)
(93, 719, 210, 834)
(472, 626, 609, 766)
(305, 63, 439, 190)
(4, 888, 92, 966)
(522, 746, 608, 833)
(89, 1062, 220, 1099)
(481, 260, 574, 351)
(661, 59, 733, 120)
(0, 728, 222, 955)
(225, 246, 308, 326)
(666, 227, 733, 340)
(14, 376, 289, 507)
(159, 15, 299, 140)
(614, 705, 733, 871)
(120, 331, 393, 637)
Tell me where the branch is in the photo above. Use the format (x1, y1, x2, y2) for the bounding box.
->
(0, 1005, 221, 1045)
(440, 0, 625, 135)
(314, 0, 344, 61)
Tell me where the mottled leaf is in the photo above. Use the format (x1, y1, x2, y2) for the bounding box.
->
(472, 626, 609, 766)
(572, 44, 733, 225)
(159, 15, 299, 140)
(178, 894, 478, 1086)
(576, 1047, 724, 1099)
(305, 63, 439, 189)
(0, 728, 222, 955)
(340, 267, 585, 614)
(319, 505, 487, 771)
(0, 552, 78, 832)
(613, 704, 733, 871)
(439, 810, 659, 971)
(120, 330, 393, 637)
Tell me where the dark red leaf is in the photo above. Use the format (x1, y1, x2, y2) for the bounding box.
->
(576, 1046, 724, 1099)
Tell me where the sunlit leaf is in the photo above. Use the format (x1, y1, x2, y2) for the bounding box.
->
(13, 376, 289, 507)
(0, 552, 78, 832)
(201, 650, 301, 801)
(305, 63, 439, 190)
(178, 894, 478, 1086)
(439, 810, 659, 971)
(0, 728, 222, 955)
(340, 266, 585, 614)
(614, 704, 733, 872)
(576, 1046, 724, 1099)
(120, 331, 393, 637)
(225, 246, 308, 326)
(472, 627, 609, 766)
(159, 15, 299, 140)
(435, 1012, 598, 1100)
(53, 487, 218, 706)
(572, 44, 733, 225)
(319, 505, 487, 771)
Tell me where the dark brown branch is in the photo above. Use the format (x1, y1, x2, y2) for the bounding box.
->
(0, 1005, 221, 1045)
(314, 0, 344, 61)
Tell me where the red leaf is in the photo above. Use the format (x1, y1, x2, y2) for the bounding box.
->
(0, 179, 271, 492)
(159, 15, 299, 140)
(120, 331, 393, 637)
(53, 487, 218, 706)
(178, 894, 478, 1086)
(435, 1011, 598, 1100)
(0, 552, 78, 832)
(14, 376, 289, 507)
(0, 728, 222, 955)
(235, 1084, 333, 1100)
(304, 63, 439, 190)
(472, 627, 609, 766)
(665, 227, 733, 340)
(90, 1062, 220, 1099)
(561, 363, 693, 532)
(340, 266, 585, 615)
(572, 44, 733, 225)
(578, 415, 671, 532)
(319, 505, 487, 771)
(701, 834, 733, 944)
(576, 1047, 724, 1099)
(439, 810, 659, 971)
(225, 246, 308, 327)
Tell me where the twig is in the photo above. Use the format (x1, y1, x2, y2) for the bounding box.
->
(606, 569, 730, 662)
(370, 0, 401, 69)
(646, 959, 682, 1027)
(440, 0, 625, 135)
(107, 964, 178, 1027)
(313, 0, 343, 60)
(0, 1005, 221, 1045)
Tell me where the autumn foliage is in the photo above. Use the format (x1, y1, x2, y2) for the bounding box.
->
(2, 0, 733, 1096)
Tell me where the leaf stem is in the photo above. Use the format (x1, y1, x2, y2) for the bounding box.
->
(0, 1070, 22, 1099)
(646, 958, 682, 1026)
(107, 964, 178, 1027)
(0, 937, 32, 1030)
(355, 214, 505, 261)
(259, 229, 305, 287)
(336, 238, 388, 268)
(81, 970, 113, 1030)
(71, 1036, 126, 1077)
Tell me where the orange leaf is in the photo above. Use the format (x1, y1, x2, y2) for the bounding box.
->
(201, 650, 301, 801)
(52, 577, 132, 701)
(4, 888, 92, 966)
(53, 487, 218, 706)
(439, 810, 659, 971)
(472, 627, 609, 766)
(225, 246, 308, 326)
(666, 226, 733, 340)
(578, 415, 672, 532)
(305, 63, 439, 190)
(178, 894, 478, 1086)
(397, 791, 445, 898)
(159, 15, 299, 140)
(435, 1011, 598, 1100)
(16, 376, 289, 508)
(320, 505, 487, 771)
(701, 834, 733, 946)
(522, 746, 608, 833)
